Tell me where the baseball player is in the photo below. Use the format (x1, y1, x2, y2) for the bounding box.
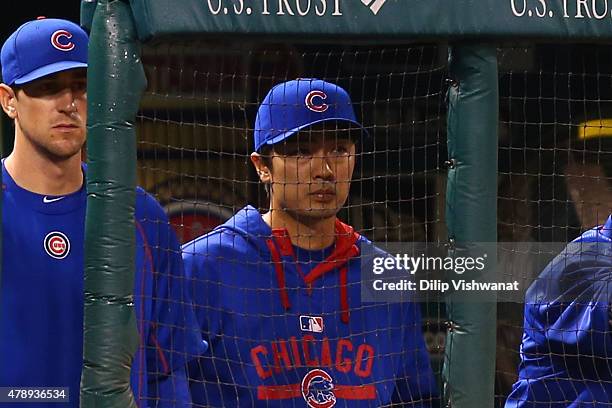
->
(505, 215, 612, 407)
(184, 79, 438, 407)
(0, 18, 206, 407)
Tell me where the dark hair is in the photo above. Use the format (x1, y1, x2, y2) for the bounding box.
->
(258, 145, 274, 169)
(10, 85, 21, 98)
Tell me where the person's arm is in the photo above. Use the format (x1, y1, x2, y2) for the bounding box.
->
(391, 302, 440, 408)
(181, 230, 224, 394)
(524, 245, 612, 357)
(148, 367, 191, 408)
(181, 232, 223, 339)
(138, 192, 207, 406)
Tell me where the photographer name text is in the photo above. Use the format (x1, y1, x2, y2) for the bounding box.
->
(372, 279, 520, 293)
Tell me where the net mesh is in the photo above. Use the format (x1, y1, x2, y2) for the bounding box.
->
(496, 44, 612, 406)
(135, 39, 447, 407)
(132, 38, 612, 408)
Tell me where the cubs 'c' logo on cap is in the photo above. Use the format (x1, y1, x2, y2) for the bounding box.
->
(301, 369, 336, 408)
(51, 30, 75, 52)
(44, 231, 70, 259)
(305, 90, 329, 113)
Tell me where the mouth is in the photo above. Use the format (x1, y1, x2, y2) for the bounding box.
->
(52, 124, 80, 131)
(53, 122, 79, 128)
(310, 189, 336, 200)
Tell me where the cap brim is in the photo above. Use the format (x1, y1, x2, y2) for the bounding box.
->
(13, 61, 87, 85)
(259, 118, 369, 150)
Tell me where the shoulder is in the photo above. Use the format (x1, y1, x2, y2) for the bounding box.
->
(182, 228, 225, 256)
(134, 186, 167, 223)
(181, 228, 262, 284)
(552, 240, 612, 270)
(182, 225, 255, 264)
(356, 234, 389, 258)
(133, 187, 178, 253)
(527, 240, 612, 304)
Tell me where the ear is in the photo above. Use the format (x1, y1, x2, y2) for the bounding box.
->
(0, 84, 17, 119)
(250, 152, 272, 184)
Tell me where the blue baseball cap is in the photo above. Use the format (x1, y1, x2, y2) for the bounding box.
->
(254, 78, 367, 151)
(1, 17, 88, 86)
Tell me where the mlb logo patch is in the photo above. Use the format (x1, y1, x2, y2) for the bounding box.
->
(300, 315, 324, 333)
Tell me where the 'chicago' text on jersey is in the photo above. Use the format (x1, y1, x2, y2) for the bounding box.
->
(251, 335, 377, 404)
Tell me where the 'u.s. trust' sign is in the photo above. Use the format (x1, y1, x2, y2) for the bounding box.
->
(201, 0, 389, 17)
(89, 0, 612, 40)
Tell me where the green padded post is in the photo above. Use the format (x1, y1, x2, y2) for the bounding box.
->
(81, 0, 146, 406)
(80, 0, 98, 32)
(443, 44, 498, 407)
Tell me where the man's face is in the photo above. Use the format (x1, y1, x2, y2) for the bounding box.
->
(12, 68, 87, 161)
(267, 127, 357, 221)
(565, 158, 612, 229)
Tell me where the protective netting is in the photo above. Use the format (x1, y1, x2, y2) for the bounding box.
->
(497, 44, 612, 406)
(134, 39, 612, 408)
(136, 40, 447, 407)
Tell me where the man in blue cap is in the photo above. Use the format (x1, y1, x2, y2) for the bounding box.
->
(505, 215, 612, 407)
(505, 139, 612, 407)
(0, 18, 206, 407)
(184, 78, 438, 407)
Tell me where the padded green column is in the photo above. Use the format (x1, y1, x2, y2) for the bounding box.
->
(81, 0, 146, 406)
(443, 44, 498, 407)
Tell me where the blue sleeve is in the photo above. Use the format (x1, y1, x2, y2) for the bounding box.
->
(136, 191, 207, 401)
(148, 367, 191, 408)
(182, 231, 226, 390)
(524, 296, 610, 357)
(181, 231, 223, 339)
(524, 248, 612, 357)
(392, 303, 439, 407)
(360, 239, 439, 407)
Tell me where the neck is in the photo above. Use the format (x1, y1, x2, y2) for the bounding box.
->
(263, 209, 336, 250)
(5, 135, 83, 196)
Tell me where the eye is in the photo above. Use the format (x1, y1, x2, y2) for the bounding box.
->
(29, 81, 62, 95)
(284, 146, 312, 157)
(331, 144, 351, 156)
(73, 80, 87, 92)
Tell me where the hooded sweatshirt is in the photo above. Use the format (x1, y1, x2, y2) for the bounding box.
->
(184, 205, 438, 407)
(506, 215, 612, 407)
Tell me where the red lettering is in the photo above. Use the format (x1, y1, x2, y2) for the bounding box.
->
(302, 335, 319, 366)
(354, 344, 375, 378)
(321, 337, 332, 367)
(289, 336, 303, 368)
(251, 345, 272, 379)
(271, 340, 292, 372)
(335, 339, 353, 373)
(254, 338, 375, 380)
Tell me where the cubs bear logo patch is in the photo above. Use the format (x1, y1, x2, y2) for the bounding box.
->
(301, 369, 336, 408)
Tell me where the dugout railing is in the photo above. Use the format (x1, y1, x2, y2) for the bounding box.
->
(76, 0, 612, 407)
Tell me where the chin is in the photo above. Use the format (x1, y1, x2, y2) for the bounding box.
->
(46, 145, 84, 161)
(288, 207, 341, 222)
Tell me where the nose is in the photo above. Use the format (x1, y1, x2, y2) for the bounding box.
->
(312, 149, 335, 181)
(58, 88, 79, 114)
